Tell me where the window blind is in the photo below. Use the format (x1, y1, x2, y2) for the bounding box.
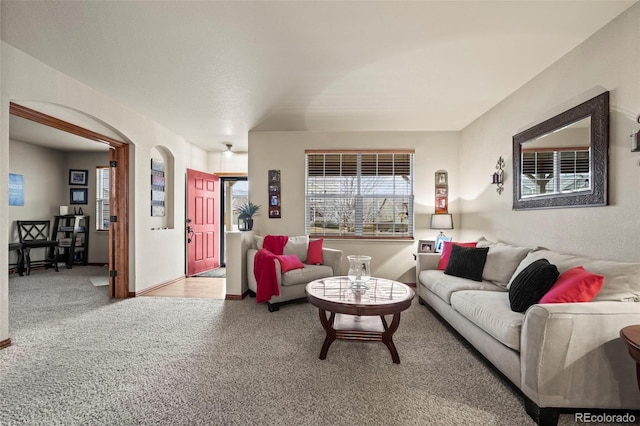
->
(96, 167, 110, 230)
(521, 148, 590, 197)
(305, 150, 414, 238)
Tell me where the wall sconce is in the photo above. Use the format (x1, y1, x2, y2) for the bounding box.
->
(491, 156, 505, 195)
(631, 114, 640, 152)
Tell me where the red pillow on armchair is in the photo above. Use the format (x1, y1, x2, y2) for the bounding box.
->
(277, 255, 305, 273)
(437, 241, 478, 270)
(306, 238, 324, 265)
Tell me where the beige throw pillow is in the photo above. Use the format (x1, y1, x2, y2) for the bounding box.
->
(283, 235, 309, 263)
(476, 237, 534, 288)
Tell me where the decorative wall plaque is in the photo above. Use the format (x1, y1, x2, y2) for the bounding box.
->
(268, 169, 281, 218)
(435, 170, 448, 214)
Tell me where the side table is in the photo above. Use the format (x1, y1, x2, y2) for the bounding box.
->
(620, 325, 640, 391)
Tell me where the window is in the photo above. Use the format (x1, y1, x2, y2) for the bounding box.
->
(305, 150, 414, 239)
(96, 167, 110, 230)
(521, 148, 590, 198)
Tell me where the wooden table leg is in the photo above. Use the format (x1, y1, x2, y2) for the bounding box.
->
(16, 248, 24, 276)
(381, 313, 402, 364)
(318, 309, 336, 360)
(24, 247, 32, 276)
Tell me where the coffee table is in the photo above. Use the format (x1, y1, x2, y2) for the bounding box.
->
(620, 325, 640, 391)
(305, 276, 414, 364)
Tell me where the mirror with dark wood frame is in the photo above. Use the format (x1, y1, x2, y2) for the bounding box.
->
(512, 91, 609, 210)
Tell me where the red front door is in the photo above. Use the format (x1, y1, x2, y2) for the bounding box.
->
(186, 168, 220, 276)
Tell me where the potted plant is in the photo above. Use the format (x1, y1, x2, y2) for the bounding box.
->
(235, 201, 261, 231)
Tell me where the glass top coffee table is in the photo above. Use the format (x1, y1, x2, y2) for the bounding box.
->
(305, 276, 414, 364)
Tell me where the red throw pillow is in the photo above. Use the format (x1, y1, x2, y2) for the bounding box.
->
(437, 241, 478, 270)
(538, 266, 604, 303)
(306, 238, 324, 265)
(277, 255, 305, 273)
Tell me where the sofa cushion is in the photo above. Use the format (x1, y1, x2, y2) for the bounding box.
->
(508, 259, 559, 312)
(281, 264, 333, 286)
(450, 290, 523, 352)
(277, 255, 305, 273)
(283, 235, 309, 263)
(306, 238, 324, 265)
(256, 235, 310, 263)
(437, 241, 478, 270)
(419, 270, 504, 304)
(539, 266, 604, 304)
(509, 249, 640, 302)
(444, 245, 489, 282)
(476, 237, 534, 288)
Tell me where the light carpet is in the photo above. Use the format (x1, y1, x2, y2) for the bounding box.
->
(2, 267, 581, 425)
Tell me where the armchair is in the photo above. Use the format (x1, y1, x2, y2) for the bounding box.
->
(247, 235, 343, 312)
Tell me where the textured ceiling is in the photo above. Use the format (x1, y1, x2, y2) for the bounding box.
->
(1, 1, 636, 152)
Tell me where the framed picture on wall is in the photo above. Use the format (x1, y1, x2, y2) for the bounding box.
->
(70, 188, 88, 204)
(69, 169, 88, 185)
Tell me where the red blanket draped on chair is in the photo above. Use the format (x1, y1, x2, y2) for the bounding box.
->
(254, 235, 289, 303)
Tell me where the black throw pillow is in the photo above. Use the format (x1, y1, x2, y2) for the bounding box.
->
(509, 259, 559, 312)
(444, 245, 489, 282)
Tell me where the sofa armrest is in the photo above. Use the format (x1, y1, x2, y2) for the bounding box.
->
(321, 247, 343, 276)
(246, 248, 282, 292)
(416, 252, 440, 274)
(520, 301, 640, 409)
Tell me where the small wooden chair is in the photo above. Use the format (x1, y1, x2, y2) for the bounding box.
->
(16, 220, 60, 275)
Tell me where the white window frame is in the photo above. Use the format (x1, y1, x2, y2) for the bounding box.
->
(96, 167, 110, 231)
(305, 150, 414, 239)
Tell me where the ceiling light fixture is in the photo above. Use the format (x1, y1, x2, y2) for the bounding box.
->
(223, 143, 234, 157)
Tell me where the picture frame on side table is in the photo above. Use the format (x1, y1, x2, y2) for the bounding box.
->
(435, 235, 452, 253)
(418, 239, 436, 253)
(69, 169, 88, 186)
(70, 188, 88, 205)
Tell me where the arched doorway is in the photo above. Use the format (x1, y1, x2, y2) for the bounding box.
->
(9, 103, 130, 298)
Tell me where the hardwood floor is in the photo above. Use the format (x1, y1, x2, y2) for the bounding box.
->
(141, 277, 225, 299)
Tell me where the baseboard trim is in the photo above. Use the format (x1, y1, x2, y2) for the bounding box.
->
(226, 290, 250, 300)
(0, 338, 12, 350)
(226, 294, 243, 300)
(135, 275, 186, 297)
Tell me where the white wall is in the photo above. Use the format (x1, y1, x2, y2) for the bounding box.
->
(7, 140, 65, 264)
(0, 6, 8, 343)
(0, 41, 208, 316)
(65, 151, 110, 263)
(459, 3, 640, 262)
(247, 131, 460, 283)
(208, 151, 248, 174)
(8, 140, 66, 226)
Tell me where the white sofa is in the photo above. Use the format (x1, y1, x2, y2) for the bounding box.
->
(416, 238, 640, 425)
(247, 235, 343, 312)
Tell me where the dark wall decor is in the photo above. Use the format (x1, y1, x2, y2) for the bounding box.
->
(268, 169, 281, 218)
(513, 91, 609, 210)
(70, 188, 88, 205)
(435, 170, 448, 214)
(151, 159, 165, 217)
(69, 169, 88, 185)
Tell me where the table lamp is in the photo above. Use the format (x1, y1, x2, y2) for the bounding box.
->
(430, 213, 453, 238)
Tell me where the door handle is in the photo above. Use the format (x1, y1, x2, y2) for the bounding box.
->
(186, 218, 194, 243)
